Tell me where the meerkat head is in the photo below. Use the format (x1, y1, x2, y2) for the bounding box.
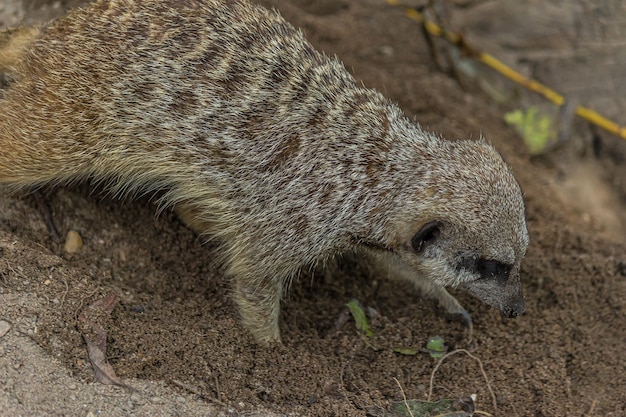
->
(386, 137, 529, 318)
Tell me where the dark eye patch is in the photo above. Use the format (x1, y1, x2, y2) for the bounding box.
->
(476, 259, 512, 284)
(457, 257, 512, 284)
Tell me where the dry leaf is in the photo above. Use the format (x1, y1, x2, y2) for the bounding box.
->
(78, 292, 126, 387)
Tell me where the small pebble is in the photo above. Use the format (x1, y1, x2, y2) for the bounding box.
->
(64, 230, 83, 254)
(378, 45, 394, 57)
(0, 320, 11, 338)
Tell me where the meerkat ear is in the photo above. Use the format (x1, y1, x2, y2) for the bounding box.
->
(411, 221, 442, 253)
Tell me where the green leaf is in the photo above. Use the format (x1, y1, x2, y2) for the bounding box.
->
(346, 299, 374, 337)
(425, 336, 447, 359)
(393, 347, 418, 355)
(504, 106, 557, 154)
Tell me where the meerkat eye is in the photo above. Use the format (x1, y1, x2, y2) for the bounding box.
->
(411, 221, 441, 253)
(476, 259, 512, 283)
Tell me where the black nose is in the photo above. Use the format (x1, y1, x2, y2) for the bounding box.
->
(501, 299, 525, 318)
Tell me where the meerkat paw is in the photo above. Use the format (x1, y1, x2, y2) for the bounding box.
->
(428, 286, 473, 341)
(437, 290, 472, 327)
(409, 276, 474, 338)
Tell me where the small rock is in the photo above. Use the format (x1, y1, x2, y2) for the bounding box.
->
(64, 230, 83, 254)
(0, 320, 11, 338)
(378, 45, 394, 57)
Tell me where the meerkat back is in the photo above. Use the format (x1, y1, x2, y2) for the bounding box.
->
(0, 0, 529, 343)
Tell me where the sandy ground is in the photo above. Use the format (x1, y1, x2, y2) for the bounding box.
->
(1, 0, 625, 416)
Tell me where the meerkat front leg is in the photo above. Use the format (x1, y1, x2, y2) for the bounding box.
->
(360, 248, 473, 335)
(175, 203, 284, 342)
(230, 261, 284, 343)
(234, 278, 283, 343)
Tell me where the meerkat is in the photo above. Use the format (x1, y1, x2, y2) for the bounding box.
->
(0, 0, 528, 343)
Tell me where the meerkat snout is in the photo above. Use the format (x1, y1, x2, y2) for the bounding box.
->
(458, 256, 526, 317)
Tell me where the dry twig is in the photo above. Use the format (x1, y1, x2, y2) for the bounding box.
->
(428, 349, 497, 415)
(393, 377, 415, 417)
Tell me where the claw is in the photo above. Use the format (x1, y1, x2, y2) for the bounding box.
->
(459, 308, 472, 328)
(458, 308, 473, 344)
